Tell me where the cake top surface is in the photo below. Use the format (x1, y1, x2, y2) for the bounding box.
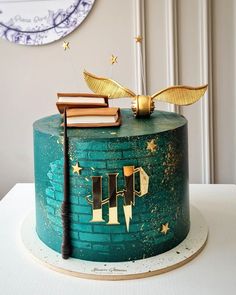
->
(33, 109, 187, 139)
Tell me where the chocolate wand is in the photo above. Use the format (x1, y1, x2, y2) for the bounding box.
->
(61, 108, 71, 259)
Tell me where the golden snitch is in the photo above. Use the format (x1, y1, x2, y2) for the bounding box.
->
(83, 70, 208, 117)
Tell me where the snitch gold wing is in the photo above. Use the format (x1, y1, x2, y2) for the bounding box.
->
(84, 70, 136, 98)
(151, 84, 208, 105)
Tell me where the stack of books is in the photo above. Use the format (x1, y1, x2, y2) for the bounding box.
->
(56, 93, 121, 127)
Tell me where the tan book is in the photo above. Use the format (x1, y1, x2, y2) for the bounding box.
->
(56, 93, 109, 113)
(63, 107, 121, 127)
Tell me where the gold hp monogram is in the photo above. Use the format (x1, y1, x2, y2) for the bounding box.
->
(86, 166, 149, 231)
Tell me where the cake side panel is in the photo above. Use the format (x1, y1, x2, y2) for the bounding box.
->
(34, 119, 190, 262)
(34, 128, 63, 253)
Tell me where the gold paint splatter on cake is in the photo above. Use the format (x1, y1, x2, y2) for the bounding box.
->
(110, 54, 118, 65)
(146, 139, 157, 153)
(162, 143, 181, 182)
(161, 223, 170, 235)
(62, 41, 70, 51)
(72, 163, 82, 175)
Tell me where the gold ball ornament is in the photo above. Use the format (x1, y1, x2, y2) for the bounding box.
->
(132, 96, 155, 117)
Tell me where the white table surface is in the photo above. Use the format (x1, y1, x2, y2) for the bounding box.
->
(0, 184, 236, 295)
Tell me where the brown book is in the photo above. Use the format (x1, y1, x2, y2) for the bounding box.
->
(56, 93, 109, 113)
(63, 107, 121, 127)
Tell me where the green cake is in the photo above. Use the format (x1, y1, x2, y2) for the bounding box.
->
(33, 109, 190, 262)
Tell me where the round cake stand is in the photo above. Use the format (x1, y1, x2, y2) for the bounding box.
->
(21, 206, 208, 281)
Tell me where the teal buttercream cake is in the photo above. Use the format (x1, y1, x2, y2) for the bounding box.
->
(33, 109, 190, 262)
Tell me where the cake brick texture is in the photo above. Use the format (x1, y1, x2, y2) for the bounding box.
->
(34, 109, 190, 262)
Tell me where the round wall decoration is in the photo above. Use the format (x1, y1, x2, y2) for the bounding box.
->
(0, 0, 96, 46)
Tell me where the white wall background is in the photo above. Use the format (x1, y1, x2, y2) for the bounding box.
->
(0, 0, 235, 198)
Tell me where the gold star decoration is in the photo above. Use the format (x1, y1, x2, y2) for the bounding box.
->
(146, 139, 157, 153)
(110, 54, 118, 65)
(72, 163, 82, 175)
(62, 41, 70, 51)
(135, 35, 143, 43)
(161, 223, 170, 235)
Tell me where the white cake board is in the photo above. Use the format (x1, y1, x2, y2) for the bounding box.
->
(21, 206, 208, 280)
